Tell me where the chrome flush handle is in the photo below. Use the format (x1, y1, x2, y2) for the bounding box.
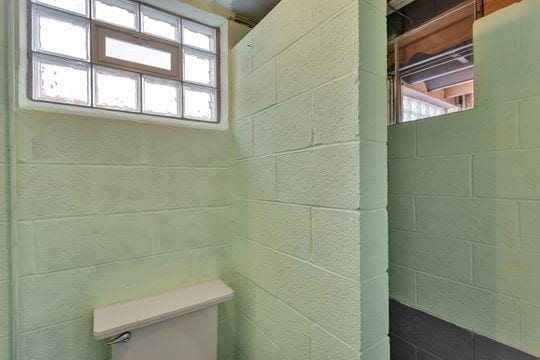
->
(106, 332, 131, 346)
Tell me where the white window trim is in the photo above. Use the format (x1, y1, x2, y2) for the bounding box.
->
(18, 0, 230, 131)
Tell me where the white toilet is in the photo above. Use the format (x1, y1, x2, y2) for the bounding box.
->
(93, 280, 234, 360)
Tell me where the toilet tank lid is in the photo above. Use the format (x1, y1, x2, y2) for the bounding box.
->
(93, 280, 234, 339)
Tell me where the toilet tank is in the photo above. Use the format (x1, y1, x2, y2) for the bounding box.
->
(93, 280, 233, 360)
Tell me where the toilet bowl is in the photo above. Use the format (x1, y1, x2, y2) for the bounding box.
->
(93, 280, 234, 360)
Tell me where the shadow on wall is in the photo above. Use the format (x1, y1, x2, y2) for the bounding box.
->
(388, 0, 540, 357)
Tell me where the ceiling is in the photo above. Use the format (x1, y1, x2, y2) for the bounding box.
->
(213, 0, 281, 22)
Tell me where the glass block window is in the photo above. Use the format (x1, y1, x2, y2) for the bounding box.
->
(401, 96, 459, 122)
(29, 0, 220, 123)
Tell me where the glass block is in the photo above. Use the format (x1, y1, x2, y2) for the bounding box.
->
(142, 5, 181, 42)
(93, 66, 140, 112)
(33, 53, 90, 105)
(142, 76, 182, 117)
(33, 0, 89, 16)
(93, 0, 139, 30)
(183, 84, 217, 122)
(182, 19, 216, 53)
(33, 5, 89, 60)
(183, 47, 216, 87)
(105, 36, 172, 70)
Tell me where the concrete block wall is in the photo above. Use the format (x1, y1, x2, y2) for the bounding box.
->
(10, 108, 235, 360)
(231, 0, 388, 359)
(388, 1, 540, 356)
(0, 0, 11, 358)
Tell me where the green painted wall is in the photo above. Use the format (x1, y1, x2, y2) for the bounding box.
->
(0, 0, 390, 359)
(0, 0, 11, 356)
(12, 110, 235, 360)
(1, 3, 236, 360)
(230, 0, 388, 359)
(388, 0, 540, 356)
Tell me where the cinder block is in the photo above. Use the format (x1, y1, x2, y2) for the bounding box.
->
(277, 255, 360, 349)
(473, 245, 540, 304)
(0, 2, 6, 48)
(311, 0, 354, 26)
(310, 325, 359, 360)
(17, 222, 36, 276)
(230, 33, 253, 82)
(0, 106, 6, 163)
(474, 149, 540, 199)
(276, 3, 359, 101)
(253, 93, 312, 156)
(417, 273, 520, 346)
(156, 207, 231, 253)
(277, 144, 360, 209)
(521, 302, 540, 355)
(360, 209, 388, 281)
(389, 264, 416, 305)
(17, 165, 97, 220)
(233, 61, 276, 120)
(0, 69, 6, 107)
(236, 200, 311, 259)
(235, 157, 277, 201)
(233, 236, 279, 296)
(388, 195, 415, 231)
(358, 71, 387, 142)
(360, 338, 390, 360)
(0, 224, 6, 281)
(218, 318, 235, 360)
(0, 280, 8, 338)
(235, 314, 285, 360)
(519, 201, 540, 252)
(389, 156, 471, 196)
(520, 96, 540, 148)
(313, 74, 359, 145)
(97, 167, 230, 213)
(19, 318, 107, 360)
(34, 214, 154, 272)
(416, 103, 519, 156)
(144, 125, 233, 167)
(0, 166, 6, 222)
(96, 251, 193, 306)
(361, 275, 389, 350)
(360, 141, 387, 210)
(17, 110, 145, 165)
(389, 230, 471, 283)
(236, 276, 311, 360)
(312, 208, 360, 279)
(474, 5, 526, 106)
(233, 118, 253, 160)
(0, 337, 9, 360)
(358, 0, 387, 77)
(388, 123, 415, 159)
(416, 197, 518, 248)
(18, 267, 98, 332)
(250, 0, 311, 69)
(193, 245, 231, 281)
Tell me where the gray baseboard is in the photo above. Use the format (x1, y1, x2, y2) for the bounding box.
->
(390, 300, 539, 360)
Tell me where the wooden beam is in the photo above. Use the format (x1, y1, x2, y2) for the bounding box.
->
(444, 81, 474, 98)
(388, 2, 474, 68)
(387, 0, 521, 69)
(483, 0, 521, 15)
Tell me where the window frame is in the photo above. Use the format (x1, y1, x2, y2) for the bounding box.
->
(387, 1, 477, 126)
(24, 0, 227, 127)
(91, 22, 183, 80)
